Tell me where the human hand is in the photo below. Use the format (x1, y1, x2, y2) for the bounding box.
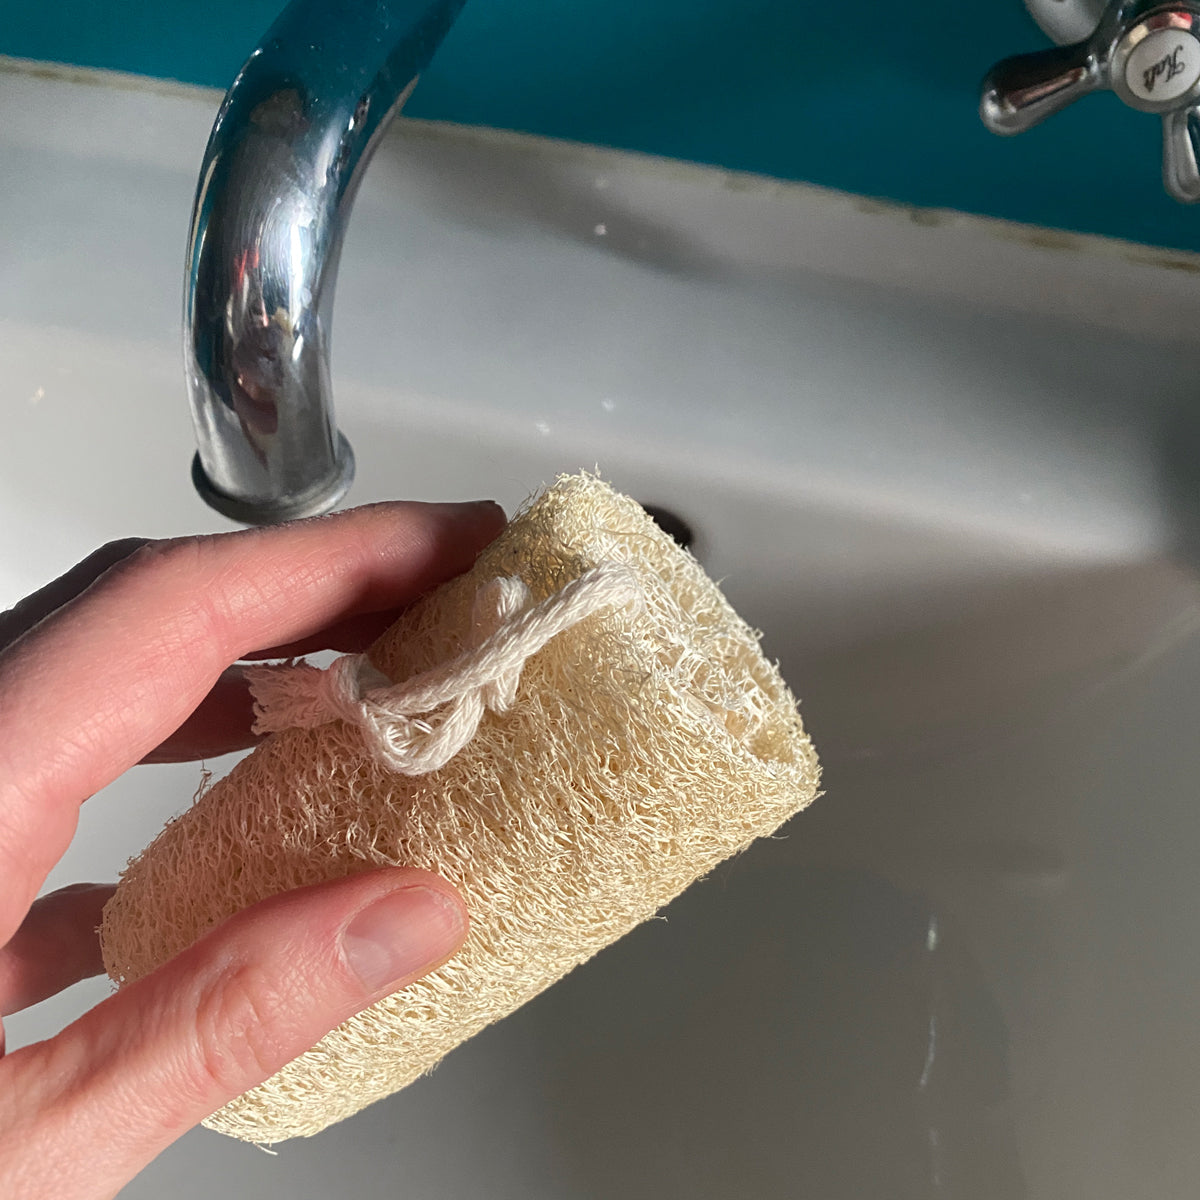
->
(0, 500, 506, 1198)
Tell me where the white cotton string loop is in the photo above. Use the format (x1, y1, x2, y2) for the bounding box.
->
(246, 561, 643, 776)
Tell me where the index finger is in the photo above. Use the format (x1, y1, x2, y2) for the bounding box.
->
(0, 500, 504, 947)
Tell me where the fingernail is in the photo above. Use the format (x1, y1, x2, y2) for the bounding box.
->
(438, 499, 505, 521)
(342, 887, 466, 992)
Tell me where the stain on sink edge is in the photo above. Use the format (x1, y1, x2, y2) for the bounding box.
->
(9, 52, 1200, 285)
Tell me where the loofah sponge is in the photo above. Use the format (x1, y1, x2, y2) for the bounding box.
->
(99, 473, 820, 1143)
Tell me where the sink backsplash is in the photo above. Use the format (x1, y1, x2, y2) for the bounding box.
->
(1, 0, 1197, 252)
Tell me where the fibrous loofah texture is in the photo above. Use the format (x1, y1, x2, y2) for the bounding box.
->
(100, 473, 820, 1143)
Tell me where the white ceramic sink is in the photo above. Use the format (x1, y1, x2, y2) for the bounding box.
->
(4, 57, 1200, 1199)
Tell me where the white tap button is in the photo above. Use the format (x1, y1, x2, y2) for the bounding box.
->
(1125, 27, 1200, 103)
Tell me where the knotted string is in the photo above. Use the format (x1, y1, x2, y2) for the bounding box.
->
(246, 561, 643, 776)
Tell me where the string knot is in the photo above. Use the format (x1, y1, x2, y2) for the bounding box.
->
(246, 562, 643, 776)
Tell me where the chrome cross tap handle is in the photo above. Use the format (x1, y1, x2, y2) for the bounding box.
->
(982, 2, 1200, 201)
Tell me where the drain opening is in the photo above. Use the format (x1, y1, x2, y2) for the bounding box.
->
(640, 504, 695, 551)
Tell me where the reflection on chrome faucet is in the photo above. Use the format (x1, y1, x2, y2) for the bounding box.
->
(185, 0, 467, 524)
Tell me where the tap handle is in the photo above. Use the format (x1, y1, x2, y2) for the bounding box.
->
(1163, 101, 1200, 197)
(981, 2, 1200, 201)
(981, 42, 1102, 134)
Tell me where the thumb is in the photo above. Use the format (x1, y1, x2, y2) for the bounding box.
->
(0, 869, 467, 1199)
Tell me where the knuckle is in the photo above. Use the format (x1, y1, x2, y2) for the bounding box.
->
(188, 961, 293, 1097)
(94, 536, 153, 564)
(111, 535, 233, 658)
(118, 535, 208, 581)
(103, 537, 215, 617)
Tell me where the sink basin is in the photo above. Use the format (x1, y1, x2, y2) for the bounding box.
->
(4, 57, 1200, 1199)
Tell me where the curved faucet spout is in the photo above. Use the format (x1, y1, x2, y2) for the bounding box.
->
(185, 0, 468, 524)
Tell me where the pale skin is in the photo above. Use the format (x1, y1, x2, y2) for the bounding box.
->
(0, 499, 507, 1198)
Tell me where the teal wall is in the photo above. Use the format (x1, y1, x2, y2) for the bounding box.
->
(3, 1, 1199, 252)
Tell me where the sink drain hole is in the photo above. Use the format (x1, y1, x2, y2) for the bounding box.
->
(640, 504, 695, 550)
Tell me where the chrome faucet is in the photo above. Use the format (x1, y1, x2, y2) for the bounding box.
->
(982, 1, 1200, 202)
(185, 0, 467, 524)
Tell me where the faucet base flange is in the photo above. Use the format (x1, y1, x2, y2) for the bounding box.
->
(191, 433, 356, 526)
